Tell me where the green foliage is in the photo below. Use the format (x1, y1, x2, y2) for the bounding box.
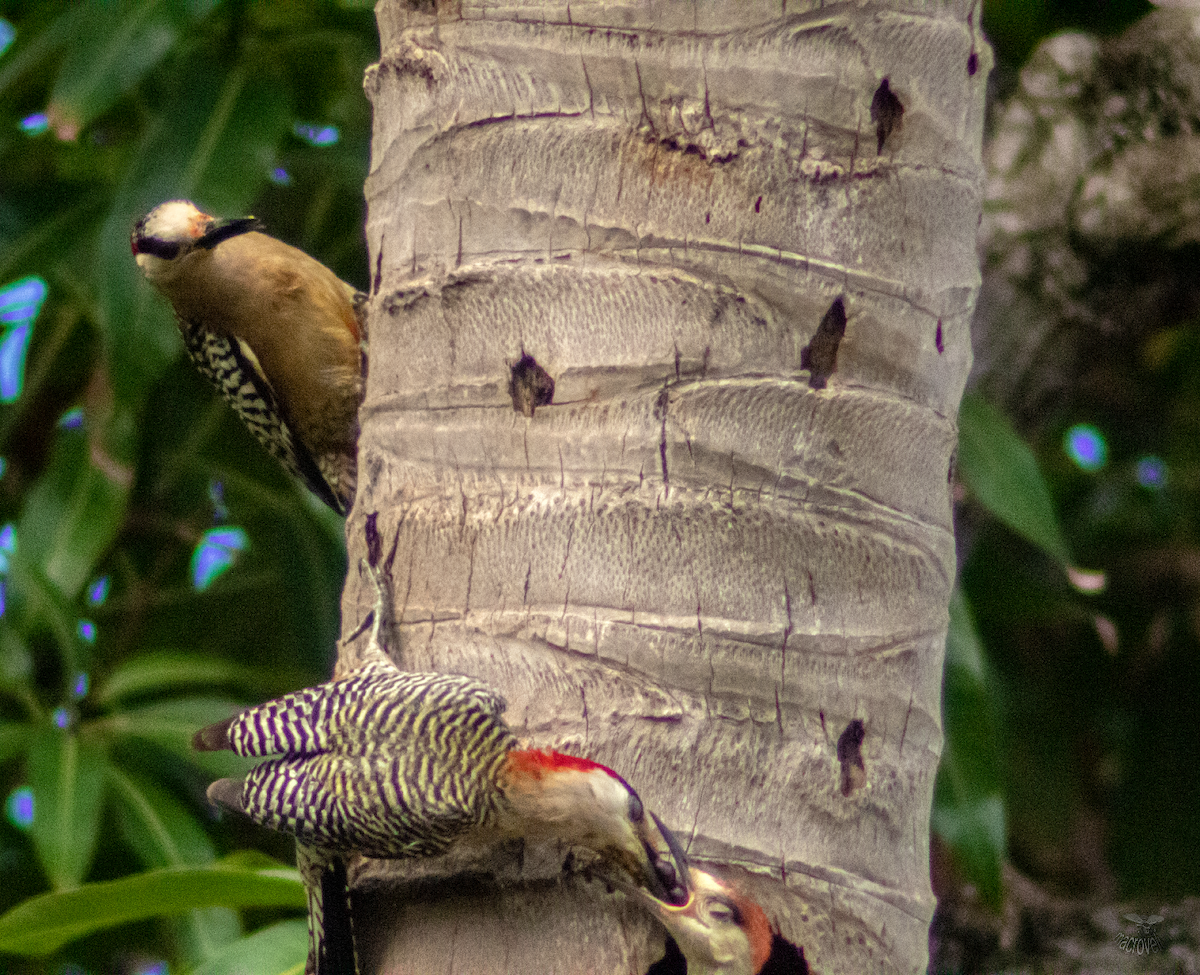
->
(933, 590, 1006, 910)
(943, 389, 1078, 906)
(189, 919, 309, 975)
(0, 854, 305, 956)
(983, 0, 1152, 75)
(0, 1, 374, 969)
(957, 392, 1072, 566)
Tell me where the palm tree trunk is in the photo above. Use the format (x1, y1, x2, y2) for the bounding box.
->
(346, 2, 988, 972)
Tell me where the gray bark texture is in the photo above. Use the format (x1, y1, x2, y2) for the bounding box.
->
(342, 2, 988, 972)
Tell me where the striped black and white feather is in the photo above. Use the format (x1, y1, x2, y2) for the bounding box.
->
(202, 664, 516, 857)
(178, 319, 344, 513)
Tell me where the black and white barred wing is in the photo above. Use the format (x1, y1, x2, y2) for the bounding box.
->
(178, 318, 344, 513)
(197, 668, 517, 859)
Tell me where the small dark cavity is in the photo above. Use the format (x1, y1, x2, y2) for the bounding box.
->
(837, 719, 866, 796)
(646, 935, 687, 975)
(509, 353, 555, 417)
(870, 78, 904, 154)
(365, 512, 381, 567)
(967, 50, 979, 76)
(936, 319, 945, 354)
(373, 246, 384, 295)
(761, 935, 809, 975)
(705, 212, 711, 224)
(644, 919, 809, 975)
(800, 297, 846, 390)
(755, 195, 763, 213)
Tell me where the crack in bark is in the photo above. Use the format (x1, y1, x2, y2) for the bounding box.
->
(655, 385, 670, 489)
(898, 689, 913, 756)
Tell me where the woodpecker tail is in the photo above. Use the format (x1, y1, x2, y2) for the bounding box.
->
(298, 845, 361, 975)
(205, 776, 247, 815)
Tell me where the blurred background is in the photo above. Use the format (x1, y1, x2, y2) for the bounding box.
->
(1, 0, 1191, 972)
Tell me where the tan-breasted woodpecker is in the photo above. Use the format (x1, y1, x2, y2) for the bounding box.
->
(194, 564, 686, 975)
(131, 200, 363, 514)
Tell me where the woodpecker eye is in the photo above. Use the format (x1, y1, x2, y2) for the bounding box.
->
(627, 793, 644, 823)
(133, 236, 182, 260)
(708, 897, 743, 925)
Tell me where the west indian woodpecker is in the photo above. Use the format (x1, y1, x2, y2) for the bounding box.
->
(629, 813, 805, 975)
(194, 562, 688, 974)
(131, 200, 363, 514)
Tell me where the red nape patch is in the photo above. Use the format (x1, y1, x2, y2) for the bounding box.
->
(505, 748, 612, 781)
(741, 894, 773, 975)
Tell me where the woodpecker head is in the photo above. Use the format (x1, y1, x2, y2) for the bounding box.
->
(131, 200, 262, 281)
(639, 869, 773, 975)
(499, 749, 687, 905)
(625, 814, 773, 975)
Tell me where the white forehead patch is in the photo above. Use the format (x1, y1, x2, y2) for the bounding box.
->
(140, 200, 206, 242)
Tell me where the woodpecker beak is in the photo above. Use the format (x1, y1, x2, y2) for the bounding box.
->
(649, 810, 692, 905)
(613, 810, 691, 907)
(194, 215, 263, 250)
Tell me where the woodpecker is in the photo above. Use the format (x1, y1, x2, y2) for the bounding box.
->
(194, 563, 686, 975)
(628, 815, 777, 975)
(131, 200, 363, 514)
(641, 867, 775, 975)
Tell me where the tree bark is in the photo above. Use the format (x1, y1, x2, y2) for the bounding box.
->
(345, 2, 988, 972)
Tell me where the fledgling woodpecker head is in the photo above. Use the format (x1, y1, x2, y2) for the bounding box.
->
(638, 867, 774, 975)
(499, 749, 687, 905)
(617, 814, 774, 975)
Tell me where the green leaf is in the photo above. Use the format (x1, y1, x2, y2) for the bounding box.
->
(105, 764, 244, 961)
(190, 64, 291, 217)
(0, 721, 34, 764)
(934, 589, 1006, 909)
(106, 763, 215, 869)
(188, 919, 308, 975)
(98, 696, 256, 778)
(46, 1, 191, 139)
(943, 584, 987, 683)
(0, 859, 304, 955)
(96, 650, 301, 707)
(18, 425, 128, 604)
(932, 794, 1006, 907)
(957, 391, 1071, 565)
(26, 726, 107, 890)
(0, 6, 84, 102)
(4, 557, 80, 678)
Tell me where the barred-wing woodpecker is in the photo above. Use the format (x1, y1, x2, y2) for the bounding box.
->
(131, 200, 362, 514)
(194, 568, 685, 974)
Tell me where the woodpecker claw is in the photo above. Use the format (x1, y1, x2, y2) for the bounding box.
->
(206, 776, 247, 814)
